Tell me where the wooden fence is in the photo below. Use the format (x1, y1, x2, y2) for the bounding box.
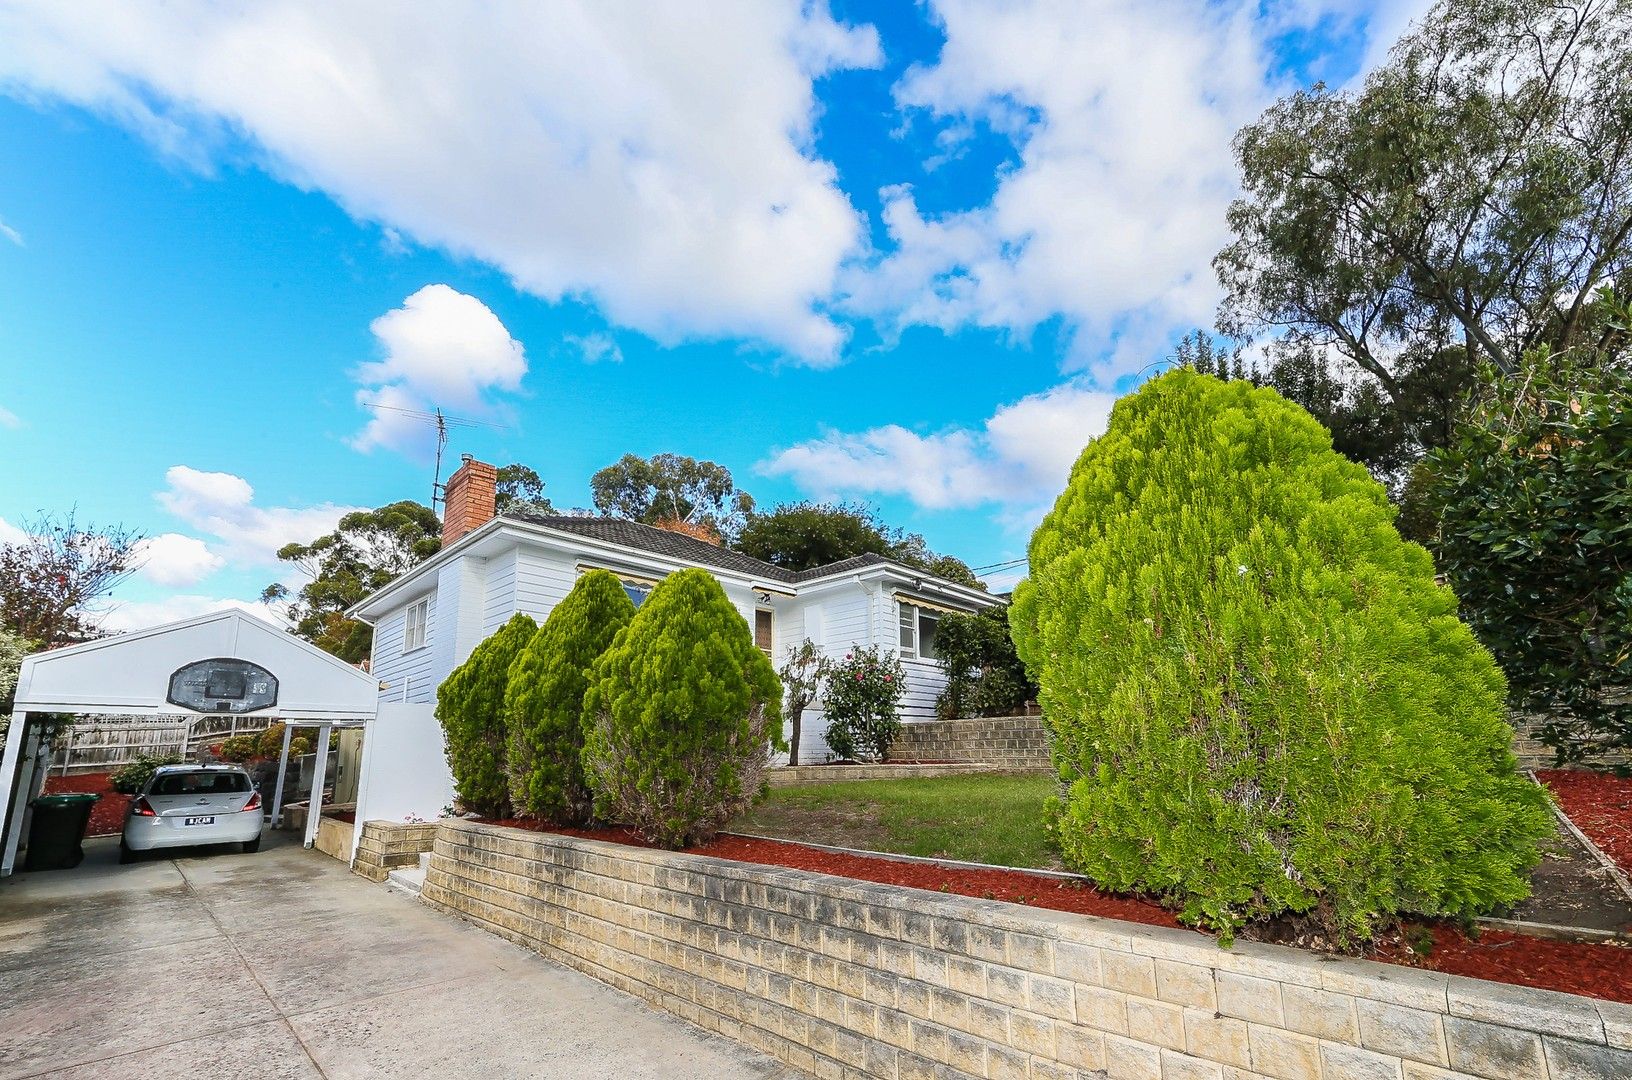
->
(52, 714, 280, 774)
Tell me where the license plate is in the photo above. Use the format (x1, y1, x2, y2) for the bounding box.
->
(183, 816, 216, 826)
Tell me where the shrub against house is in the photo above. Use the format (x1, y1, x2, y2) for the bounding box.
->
(1010, 369, 1555, 947)
(932, 606, 1036, 720)
(435, 567, 785, 849)
(437, 611, 537, 819)
(583, 569, 784, 848)
(504, 570, 635, 824)
(820, 645, 904, 761)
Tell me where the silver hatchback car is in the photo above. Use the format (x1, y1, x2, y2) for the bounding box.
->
(121, 764, 265, 863)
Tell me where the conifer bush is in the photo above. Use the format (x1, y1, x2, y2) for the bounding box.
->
(436, 611, 537, 818)
(1009, 369, 1553, 947)
(582, 568, 784, 848)
(505, 570, 636, 823)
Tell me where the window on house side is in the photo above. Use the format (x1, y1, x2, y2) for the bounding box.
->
(898, 601, 941, 662)
(403, 597, 429, 653)
(622, 580, 652, 607)
(754, 609, 773, 656)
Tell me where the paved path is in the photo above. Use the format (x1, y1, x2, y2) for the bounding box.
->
(0, 833, 804, 1079)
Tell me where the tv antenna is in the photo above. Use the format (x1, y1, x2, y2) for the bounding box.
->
(360, 403, 502, 509)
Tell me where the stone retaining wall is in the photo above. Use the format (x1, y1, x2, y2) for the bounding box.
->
(313, 815, 355, 864)
(351, 819, 439, 882)
(767, 763, 1011, 787)
(422, 819, 1632, 1080)
(888, 716, 1053, 772)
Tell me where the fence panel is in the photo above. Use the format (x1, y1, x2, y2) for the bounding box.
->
(55, 714, 279, 774)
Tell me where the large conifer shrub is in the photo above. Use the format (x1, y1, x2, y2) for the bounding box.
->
(436, 611, 536, 818)
(505, 570, 636, 822)
(1009, 369, 1552, 947)
(582, 568, 784, 848)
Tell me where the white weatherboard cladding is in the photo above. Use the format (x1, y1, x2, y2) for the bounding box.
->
(373, 594, 438, 704)
(481, 547, 519, 634)
(513, 546, 577, 623)
(362, 534, 999, 766)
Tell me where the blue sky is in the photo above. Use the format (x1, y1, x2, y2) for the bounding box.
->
(0, 0, 1418, 628)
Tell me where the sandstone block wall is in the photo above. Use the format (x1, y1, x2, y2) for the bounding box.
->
(888, 716, 1053, 772)
(422, 819, 1632, 1080)
(351, 818, 439, 882)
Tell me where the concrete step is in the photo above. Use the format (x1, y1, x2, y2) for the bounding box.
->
(385, 862, 426, 898)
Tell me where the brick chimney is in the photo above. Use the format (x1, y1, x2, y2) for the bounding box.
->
(441, 455, 498, 546)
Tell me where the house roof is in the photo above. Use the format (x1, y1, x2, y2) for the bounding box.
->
(351, 510, 999, 620)
(505, 512, 805, 582)
(503, 512, 939, 585)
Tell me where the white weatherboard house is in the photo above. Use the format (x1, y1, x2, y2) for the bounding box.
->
(350, 458, 1003, 766)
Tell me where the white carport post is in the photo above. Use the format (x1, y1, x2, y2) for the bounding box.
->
(1, 711, 33, 875)
(269, 721, 294, 826)
(302, 722, 333, 849)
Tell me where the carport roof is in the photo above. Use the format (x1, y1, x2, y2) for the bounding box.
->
(11, 608, 379, 721)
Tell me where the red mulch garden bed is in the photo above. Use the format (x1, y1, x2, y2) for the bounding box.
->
(1539, 769, 1632, 877)
(486, 818, 1632, 1004)
(42, 772, 129, 836)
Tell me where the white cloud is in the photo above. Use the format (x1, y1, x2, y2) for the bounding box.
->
(0, 217, 20, 246)
(351, 284, 527, 456)
(0, 516, 26, 546)
(565, 331, 623, 365)
(0, 405, 20, 429)
(155, 465, 363, 566)
(135, 532, 224, 588)
(762, 380, 1116, 511)
(97, 594, 286, 634)
(0, 1, 879, 362)
(840, 0, 1410, 382)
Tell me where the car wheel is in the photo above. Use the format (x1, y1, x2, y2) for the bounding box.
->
(241, 835, 262, 854)
(119, 841, 137, 865)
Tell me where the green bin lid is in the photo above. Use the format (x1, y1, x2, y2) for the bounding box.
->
(34, 793, 101, 806)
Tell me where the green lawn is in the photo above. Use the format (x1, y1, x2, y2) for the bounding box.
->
(731, 774, 1061, 870)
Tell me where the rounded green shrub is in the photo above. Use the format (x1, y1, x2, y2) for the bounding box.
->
(436, 611, 537, 818)
(217, 734, 259, 763)
(582, 568, 784, 848)
(505, 570, 636, 823)
(821, 645, 905, 761)
(1009, 369, 1553, 947)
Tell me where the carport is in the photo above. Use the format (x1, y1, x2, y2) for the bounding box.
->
(0, 608, 379, 875)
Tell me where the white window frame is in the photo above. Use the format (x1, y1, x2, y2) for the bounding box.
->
(403, 597, 429, 653)
(897, 600, 940, 661)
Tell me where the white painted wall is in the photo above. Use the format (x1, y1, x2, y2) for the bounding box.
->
(373, 593, 438, 705)
(350, 702, 455, 853)
(365, 537, 984, 770)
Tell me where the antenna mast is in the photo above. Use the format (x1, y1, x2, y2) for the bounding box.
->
(431, 408, 449, 509)
(359, 402, 501, 512)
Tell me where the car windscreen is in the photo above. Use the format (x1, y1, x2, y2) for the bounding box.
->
(150, 772, 251, 796)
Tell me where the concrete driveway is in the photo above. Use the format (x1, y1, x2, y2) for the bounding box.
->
(0, 832, 804, 1080)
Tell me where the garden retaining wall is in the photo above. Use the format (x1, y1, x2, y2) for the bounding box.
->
(421, 818, 1632, 1080)
(888, 716, 1053, 772)
(351, 819, 439, 882)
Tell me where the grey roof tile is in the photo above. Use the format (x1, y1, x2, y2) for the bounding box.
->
(502, 512, 924, 585)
